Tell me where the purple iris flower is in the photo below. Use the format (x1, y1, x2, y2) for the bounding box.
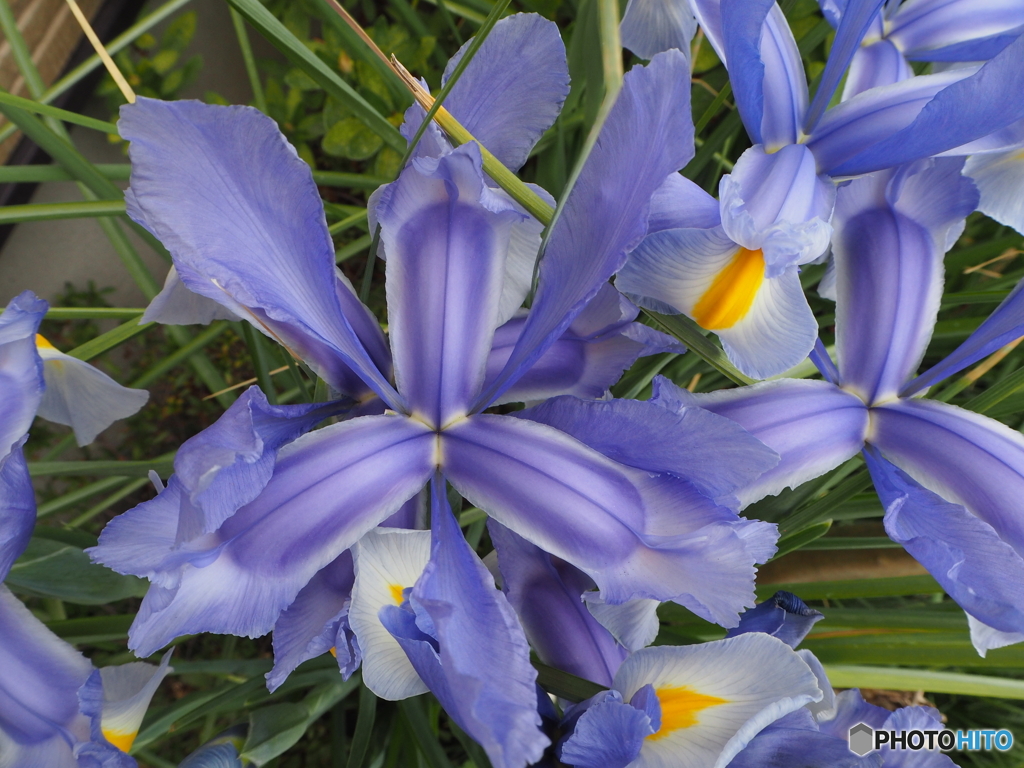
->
(616, 0, 1024, 378)
(0, 584, 172, 768)
(653, 154, 1024, 656)
(89, 14, 784, 765)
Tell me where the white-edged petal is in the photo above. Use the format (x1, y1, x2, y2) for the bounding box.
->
(612, 634, 822, 768)
(35, 340, 149, 446)
(968, 613, 1024, 658)
(96, 649, 173, 752)
(584, 593, 660, 652)
(350, 527, 432, 700)
(141, 266, 242, 325)
(964, 148, 1024, 234)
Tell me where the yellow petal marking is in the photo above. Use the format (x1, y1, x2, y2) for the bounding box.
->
(103, 728, 137, 753)
(647, 686, 728, 741)
(35, 334, 58, 351)
(329, 647, 337, 658)
(691, 247, 765, 330)
(389, 584, 406, 605)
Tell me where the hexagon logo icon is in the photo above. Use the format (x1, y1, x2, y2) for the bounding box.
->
(849, 722, 874, 756)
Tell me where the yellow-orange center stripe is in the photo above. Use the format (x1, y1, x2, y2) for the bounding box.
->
(692, 248, 765, 330)
(647, 686, 728, 741)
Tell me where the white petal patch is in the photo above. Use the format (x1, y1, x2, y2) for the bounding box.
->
(584, 592, 660, 651)
(613, 633, 822, 768)
(35, 340, 149, 446)
(964, 148, 1024, 235)
(968, 613, 1024, 658)
(98, 649, 173, 752)
(141, 265, 242, 325)
(350, 527, 432, 700)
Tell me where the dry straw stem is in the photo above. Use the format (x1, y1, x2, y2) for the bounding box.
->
(63, 0, 136, 103)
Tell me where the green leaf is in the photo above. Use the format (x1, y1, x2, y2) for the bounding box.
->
(641, 309, 756, 385)
(757, 575, 942, 600)
(534, 660, 606, 702)
(225, 0, 404, 151)
(0, 200, 125, 224)
(823, 666, 1024, 699)
(66, 316, 154, 362)
(772, 519, 832, 559)
(399, 698, 455, 768)
(322, 116, 385, 159)
(7, 537, 147, 604)
(241, 703, 311, 766)
(0, 89, 118, 133)
(46, 613, 135, 643)
(346, 683, 377, 768)
(29, 456, 175, 478)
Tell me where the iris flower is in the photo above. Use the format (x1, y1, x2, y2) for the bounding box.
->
(615, 0, 1024, 378)
(652, 155, 1024, 655)
(0, 291, 148, 580)
(820, 0, 1024, 235)
(90, 14, 783, 765)
(0, 585, 172, 768)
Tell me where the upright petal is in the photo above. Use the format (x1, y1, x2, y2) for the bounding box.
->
(968, 614, 1024, 658)
(613, 634, 823, 768)
(621, 0, 697, 60)
(870, 398, 1024, 558)
(887, 0, 1024, 59)
(385, 478, 549, 768)
(378, 143, 522, 427)
(34, 337, 149, 447)
(843, 39, 914, 99)
(721, 0, 807, 148)
(831, 159, 977, 403)
(119, 97, 399, 406)
(78, 650, 173, 754)
(810, 34, 1024, 176)
(478, 50, 695, 408)
(864, 447, 1024, 640)
(0, 584, 92, 754)
(349, 527, 432, 700)
(92, 415, 436, 657)
(141, 265, 241, 325)
(442, 413, 770, 626)
(442, 14, 569, 173)
(651, 377, 868, 507)
(0, 438, 34, 582)
(170, 386, 350, 542)
(514, 393, 778, 503)
(0, 291, 46, 460)
(490, 521, 627, 688)
(964, 148, 1024, 235)
(560, 690, 652, 768)
(725, 591, 824, 648)
(267, 551, 358, 692)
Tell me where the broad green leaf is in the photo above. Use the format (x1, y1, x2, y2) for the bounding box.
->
(399, 698, 456, 768)
(240, 703, 311, 766)
(7, 537, 147, 604)
(46, 613, 135, 643)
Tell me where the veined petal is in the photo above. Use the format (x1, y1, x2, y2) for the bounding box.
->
(803, 0, 887, 131)
(378, 143, 522, 427)
(832, 159, 977, 403)
(442, 13, 569, 173)
(350, 527, 431, 700)
(653, 377, 867, 507)
(486, 286, 681, 405)
(490, 521, 626, 688)
(388, 477, 549, 768)
(178, 733, 245, 768)
(93, 415, 436, 657)
(864, 447, 1024, 639)
(879, 707, 956, 767)
(613, 634, 823, 768)
(171, 386, 350, 542)
(907, 29, 1024, 63)
(0, 584, 92, 748)
(79, 650, 172, 754)
(719, 145, 835, 273)
(811, 34, 1024, 176)
(0, 291, 46, 460)
(888, 0, 1024, 59)
(34, 339, 149, 447)
(442, 414, 771, 626)
(0, 731, 81, 768)
(690, 0, 726, 58)
(0, 439, 34, 582)
(267, 551, 357, 692)
(646, 172, 722, 234)
(141, 265, 241, 325)
(514, 393, 778, 504)
(621, 0, 697, 60)
(727, 709, 879, 768)
(119, 97, 399, 406)
(725, 590, 823, 648)
(964, 147, 1024, 234)
(842, 39, 913, 99)
(721, 0, 807, 148)
(870, 398, 1024, 559)
(560, 690, 651, 768)
(583, 593, 661, 653)
(478, 49, 695, 408)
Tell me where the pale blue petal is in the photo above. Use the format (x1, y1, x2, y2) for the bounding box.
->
(178, 738, 244, 768)
(865, 446, 1024, 636)
(583, 593, 661, 653)
(831, 159, 977, 403)
(560, 690, 650, 768)
(478, 50, 695, 408)
(621, 0, 697, 60)
(93, 415, 436, 657)
(728, 709, 881, 768)
(0, 731, 80, 768)
(964, 147, 1024, 235)
(490, 520, 626, 687)
(141, 266, 241, 325)
(726, 590, 824, 648)
(442, 13, 569, 173)
(378, 143, 522, 426)
(888, 0, 1024, 60)
(879, 706, 956, 768)
(907, 29, 1024, 62)
(119, 97, 399, 406)
(690, 0, 726, 58)
(651, 376, 867, 507)
(967, 614, 1024, 657)
(80, 650, 172, 754)
(843, 40, 913, 99)
(0, 291, 46, 460)
(0, 438, 35, 582)
(645, 172, 721, 234)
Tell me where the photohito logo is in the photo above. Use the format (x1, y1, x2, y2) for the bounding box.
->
(848, 723, 1014, 756)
